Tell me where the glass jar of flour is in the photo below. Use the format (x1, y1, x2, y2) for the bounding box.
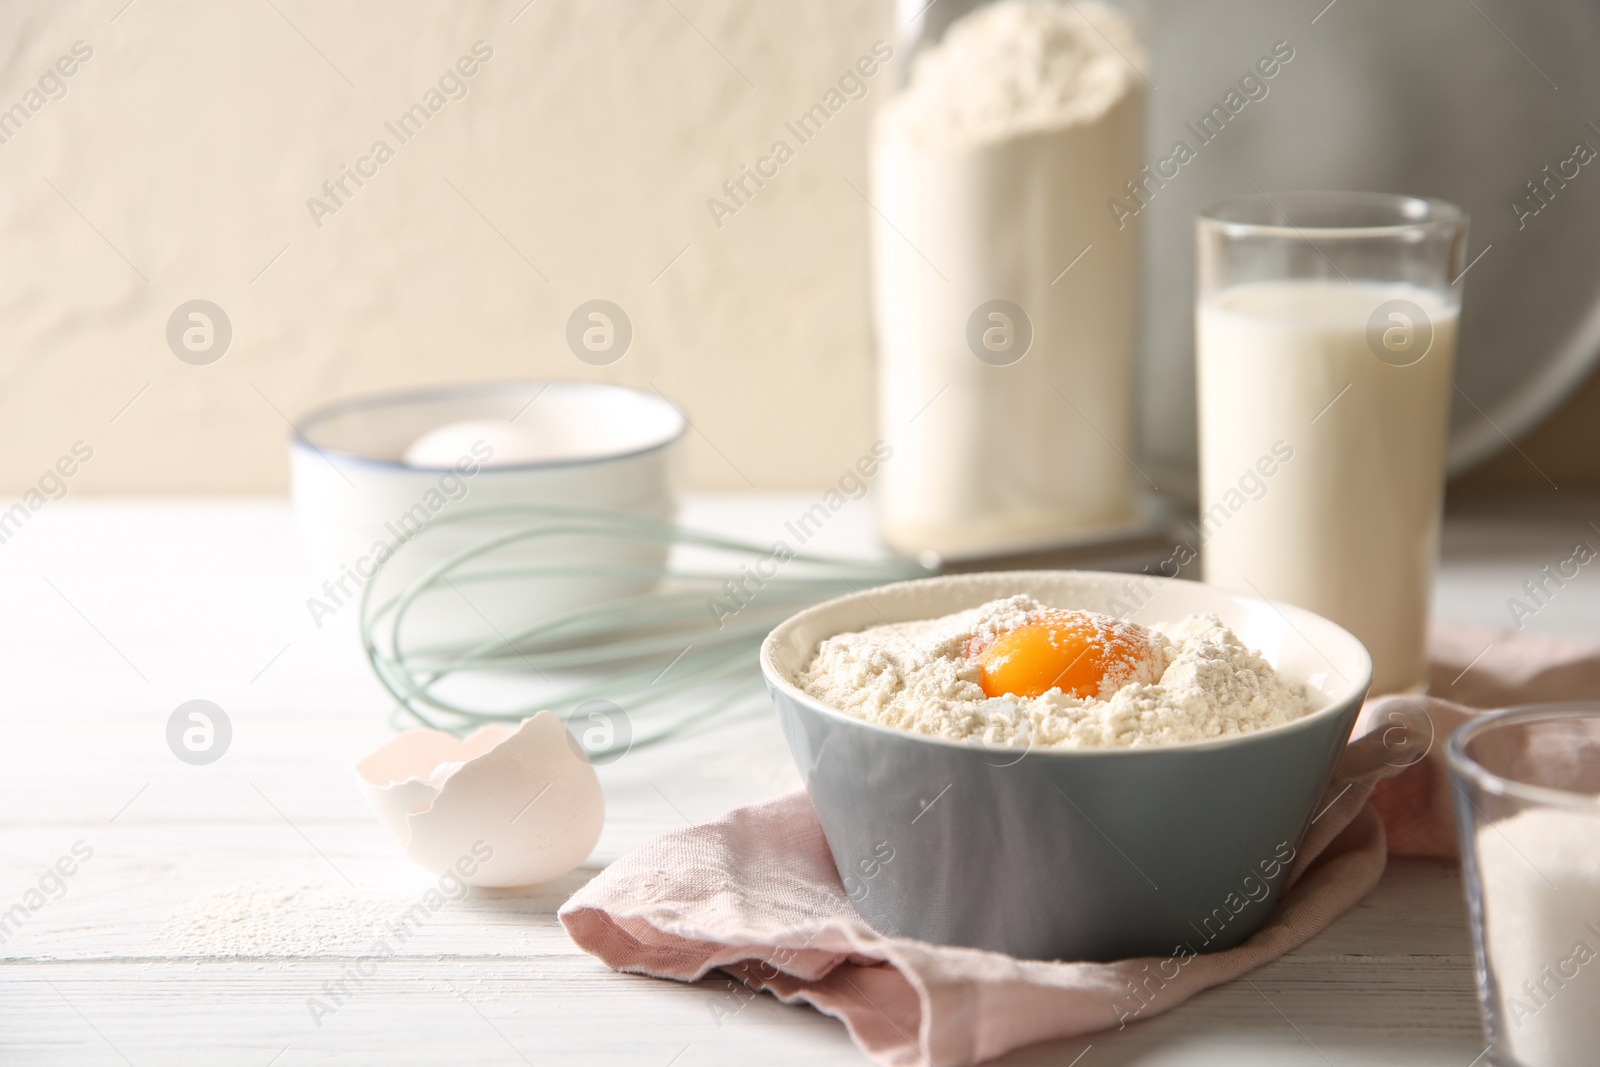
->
(871, 0, 1148, 559)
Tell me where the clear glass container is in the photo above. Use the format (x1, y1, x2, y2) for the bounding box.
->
(873, 0, 1150, 560)
(1194, 192, 1467, 693)
(893, 0, 1149, 65)
(1448, 703, 1600, 1067)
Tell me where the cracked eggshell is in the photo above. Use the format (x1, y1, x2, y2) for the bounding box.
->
(355, 712, 603, 888)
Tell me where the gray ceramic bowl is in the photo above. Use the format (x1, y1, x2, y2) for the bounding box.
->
(759, 571, 1372, 962)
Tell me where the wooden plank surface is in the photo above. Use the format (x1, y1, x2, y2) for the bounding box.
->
(2, 492, 1579, 1065)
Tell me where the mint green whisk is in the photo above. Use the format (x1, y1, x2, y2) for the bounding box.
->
(358, 504, 928, 756)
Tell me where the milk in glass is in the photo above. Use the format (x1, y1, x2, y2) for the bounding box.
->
(1197, 279, 1458, 693)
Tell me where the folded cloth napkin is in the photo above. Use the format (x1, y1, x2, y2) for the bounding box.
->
(559, 624, 1600, 1067)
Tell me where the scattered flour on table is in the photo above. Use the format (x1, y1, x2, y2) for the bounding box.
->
(162, 880, 391, 956)
(795, 595, 1313, 749)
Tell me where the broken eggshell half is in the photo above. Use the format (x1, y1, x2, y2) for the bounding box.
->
(355, 711, 604, 888)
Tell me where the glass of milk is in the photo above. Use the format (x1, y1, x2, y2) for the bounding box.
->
(1195, 192, 1467, 693)
(1449, 704, 1600, 1067)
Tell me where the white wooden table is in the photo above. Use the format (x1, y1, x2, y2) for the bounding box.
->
(2, 491, 1591, 1065)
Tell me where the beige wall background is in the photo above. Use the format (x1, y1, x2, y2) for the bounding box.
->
(0, 0, 1594, 497)
(0, 0, 892, 494)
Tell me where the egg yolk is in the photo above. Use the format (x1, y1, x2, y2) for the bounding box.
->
(968, 610, 1153, 700)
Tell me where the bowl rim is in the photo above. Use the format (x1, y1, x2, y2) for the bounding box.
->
(759, 570, 1374, 759)
(1446, 701, 1600, 810)
(289, 379, 688, 472)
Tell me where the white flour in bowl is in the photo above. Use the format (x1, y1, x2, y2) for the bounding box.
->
(795, 595, 1312, 749)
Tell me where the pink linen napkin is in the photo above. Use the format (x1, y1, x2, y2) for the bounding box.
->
(559, 624, 1600, 1067)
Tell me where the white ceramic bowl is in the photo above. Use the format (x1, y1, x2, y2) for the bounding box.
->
(290, 381, 685, 638)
